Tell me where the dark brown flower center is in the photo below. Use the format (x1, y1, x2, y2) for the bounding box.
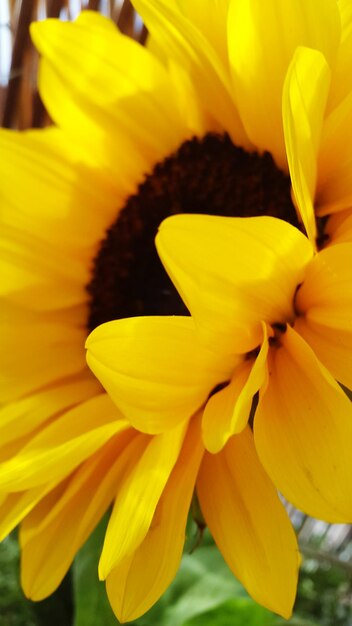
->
(87, 132, 300, 331)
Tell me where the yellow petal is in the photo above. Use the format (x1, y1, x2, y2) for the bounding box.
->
(156, 214, 313, 355)
(0, 394, 128, 491)
(31, 13, 189, 166)
(0, 484, 54, 542)
(0, 431, 37, 463)
(86, 316, 236, 434)
(294, 317, 352, 392)
(228, 0, 340, 169)
(106, 416, 204, 623)
(197, 427, 299, 619)
(40, 55, 153, 189)
(132, 0, 250, 147)
(317, 89, 352, 214)
(0, 225, 88, 310)
(296, 243, 352, 328)
(173, 0, 230, 67)
(19, 428, 137, 600)
(0, 128, 118, 249)
(294, 242, 352, 387)
(319, 0, 352, 211)
(255, 326, 352, 522)
(0, 302, 87, 403)
(168, 60, 208, 137)
(99, 422, 187, 579)
(144, 0, 230, 72)
(202, 324, 268, 452)
(328, 0, 352, 111)
(0, 373, 100, 447)
(283, 47, 331, 246)
(325, 208, 352, 245)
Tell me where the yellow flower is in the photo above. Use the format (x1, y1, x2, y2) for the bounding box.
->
(86, 213, 352, 621)
(1, 0, 352, 622)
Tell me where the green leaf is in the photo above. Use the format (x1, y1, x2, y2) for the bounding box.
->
(0, 534, 38, 626)
(181, 597, 275, 626)
(73, 516, 117, 626)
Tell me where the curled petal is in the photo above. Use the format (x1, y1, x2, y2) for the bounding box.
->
(86, 316, 236, 433)
(156, 214, 313, 355)
(283, 47, 330, 246)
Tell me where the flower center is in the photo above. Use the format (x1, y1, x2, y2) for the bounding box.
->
(87, 132, 299, 331)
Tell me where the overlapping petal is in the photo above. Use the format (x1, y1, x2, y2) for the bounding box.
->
(0, 225, 87, 310)
(86, 316, 236, 434)
(19, 428, 137, 600)
(31, 12, 192, 170)
(156, 214, 313, 355)
(0, 128, 118, 249)
(0, 394, 128, 491)
(0, 302, 87, 403)
(197, 427, 299, 619)
(255, 326, 352, 522)
(131, 0, 250, 147)
(228, 0, 340, 169)
(0, 373, 100, 447)
(106, 416, 204, 623)
(0, 485, 55, 543)
(99, 422, 187, 579)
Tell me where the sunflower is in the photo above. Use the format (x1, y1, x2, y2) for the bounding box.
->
(1, 0, 352, 622)
(87, 211, 352, 620)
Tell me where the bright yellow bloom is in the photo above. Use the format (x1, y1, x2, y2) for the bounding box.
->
(86, 213, 352, 620)
(1, 0, 352, 622)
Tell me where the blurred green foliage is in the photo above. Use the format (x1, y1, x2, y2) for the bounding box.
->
(0, 517, 351, 626)
(0, 535, 73, 626)
(296, 553, 352, 625)
(0, 536, 37, 626)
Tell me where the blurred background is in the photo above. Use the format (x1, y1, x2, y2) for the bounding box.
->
(0, 1, 351, 625)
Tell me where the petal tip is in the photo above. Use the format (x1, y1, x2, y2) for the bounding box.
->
(98, 555, 108, 581)
(29, 17, 54, 47)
